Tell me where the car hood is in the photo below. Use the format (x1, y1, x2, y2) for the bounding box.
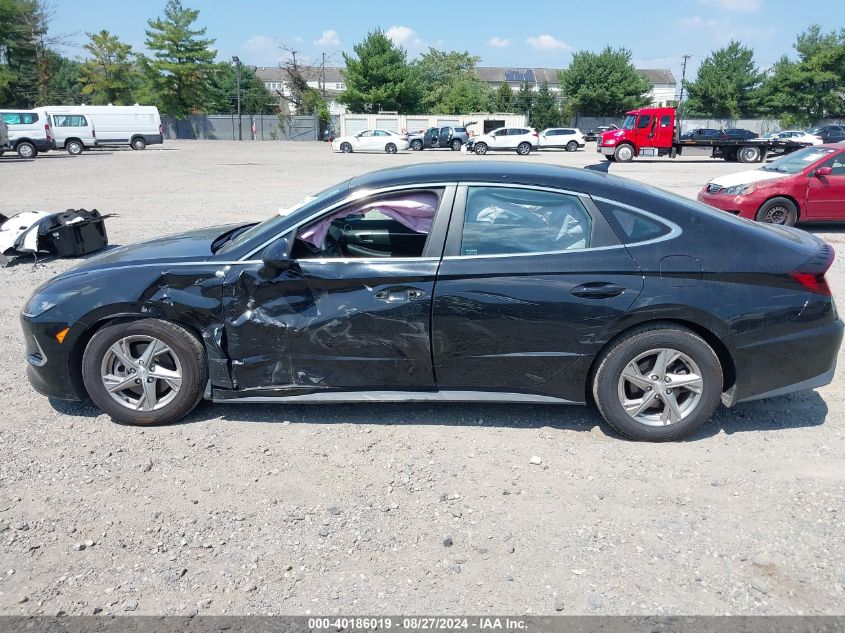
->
(55, 224, 239, 279)
(708, 169, 789, 188)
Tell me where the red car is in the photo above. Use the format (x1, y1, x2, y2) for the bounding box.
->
(698, 145, 845, 225)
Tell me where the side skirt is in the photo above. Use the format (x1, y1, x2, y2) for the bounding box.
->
(212, 389, 582, 405)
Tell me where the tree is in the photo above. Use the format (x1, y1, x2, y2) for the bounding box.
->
(512, 82, 535, 116)
(42, 50, 82, 103)
(208, 62, 275, 114)
(684, 41, 762, 119)
(411, 48, 489, 113)
(0, 0, 44, 107)
(142, 0, 217, 116)
(558, 47, 651, 116)
(756, 25, 845, 125)
(79, 30, 136, 104)
(340, 29, 419, 113)
(530, 81, 561, 129)
(490, 81, 513, 112)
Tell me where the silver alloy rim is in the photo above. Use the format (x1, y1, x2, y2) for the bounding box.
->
(764, 205, 788, 224)
(741, 147, 759, 162)
(133, 140, 144, 150)
(567, 142, 577, 151)
(19, 144, 34, 158)
(518, 144, 529, 154)
(100, 335, 182, 411)
(617, 145, 633, 161)
(68, 142, 82, 154)
(476, 144, 487, 155)
(617, 348, 704, 427)
(386, 144, 396, 153)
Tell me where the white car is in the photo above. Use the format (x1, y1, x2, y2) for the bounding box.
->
(538, 127, 586, 152)
(772, 130, 823, 145)
(332, 129, 409, 154)
(465, 127, 539, 155)
(47, 110, 97, 155)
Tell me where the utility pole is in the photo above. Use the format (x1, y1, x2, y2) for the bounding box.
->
(320, 52, 326, 97)
(678, 54, 692, 115)
(232, 55, 242, 141)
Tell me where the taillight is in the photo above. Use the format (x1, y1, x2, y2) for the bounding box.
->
(45, 124, 52, 141)
(159, 124, 163, 135)
(790, 245, 834, 296)
(92, 128, 96, 138)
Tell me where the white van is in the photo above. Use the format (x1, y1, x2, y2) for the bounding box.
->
(46, 109, 97, 155)
(73, 105, 163, 150)
(0, 108, 56, 158)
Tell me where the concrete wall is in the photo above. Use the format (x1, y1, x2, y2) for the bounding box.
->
(162, 114, 319, 141)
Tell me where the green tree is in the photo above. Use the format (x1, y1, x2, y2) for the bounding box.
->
(512, 82, 535, 116)
(301, 87, 332, 134)
(79, 30, 136, 104)
(142, 0, 217, 116)
(43, 51, 82, 103)
(411, 48, 489, 113)
(490, 81, 513, 112)
(684, 41, 762, 119)
(756, 25, 845, 125)
(0, 0, 44, 107)
(558, 47, 650, 116)
(340, 29, 419, 113)
(529, 81, 561, 129)
(208, 62, 275, 114)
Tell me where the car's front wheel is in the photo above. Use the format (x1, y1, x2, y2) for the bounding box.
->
(82, 319, 206, 425)
(756, 197, 798, 226)
(474, 142, 488, 155)
(592, 324, 723, 441)
(340, 142, 352, 153)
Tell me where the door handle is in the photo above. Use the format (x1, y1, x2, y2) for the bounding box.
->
(571, 282, 625, 299)
(375, 288, 426, 303)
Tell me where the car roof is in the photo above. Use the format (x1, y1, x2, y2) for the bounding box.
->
(347, 161, 633, 195)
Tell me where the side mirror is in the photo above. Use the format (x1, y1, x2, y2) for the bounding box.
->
(815, 166, 833, 177)
(262, 236, 292, 270)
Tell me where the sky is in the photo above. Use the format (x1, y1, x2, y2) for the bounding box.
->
(49, 0, 841, 84)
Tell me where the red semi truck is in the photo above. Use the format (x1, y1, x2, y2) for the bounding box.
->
(596, 107, 808, 163)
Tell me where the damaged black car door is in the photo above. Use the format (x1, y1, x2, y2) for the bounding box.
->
(221, 186, 455, 395)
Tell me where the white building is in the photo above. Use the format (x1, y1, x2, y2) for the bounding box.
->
(255, 66, 347, 115)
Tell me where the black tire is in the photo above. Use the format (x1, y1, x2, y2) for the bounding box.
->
(613, 143, 634, 162)
(451, 139, 462, 151)
(474, 142, 488, 155)
(131, 137, 147, 151)
(592, 324, 723, 441)
(17, 141, 37, 158)
(566, 141, 578, 152)
(82, 319, 207, 426)
(755, 197, 798, 226)
(516, 142, 532, 155)
(410, 139, 423, 151)
(66, 140, 84, 155)
(340, 142, 352, 153)
(385, 142, 397, 154)
(738, 145, 761, 163)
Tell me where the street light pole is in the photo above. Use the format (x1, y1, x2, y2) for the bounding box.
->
(232, 55, 242, 141)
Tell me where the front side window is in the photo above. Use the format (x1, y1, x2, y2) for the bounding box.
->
(659, 115, 671, 127)
(293, 189, 443, 260)
(460, 187, 592, 256)
(637, 115, 652, 129)
(821, 153, 845, 176)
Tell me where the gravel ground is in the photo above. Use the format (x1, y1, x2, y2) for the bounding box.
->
(0, 141, 843, 616)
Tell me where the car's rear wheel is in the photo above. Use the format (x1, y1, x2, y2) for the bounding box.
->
(385, 142, 397, 154)
(756, 197, 798, 226)
(516, 142, 532, 155)
(410, 139, 423, 151)
(474, 142, 488, 155)
(566, 141, 578, 152)
(738, 145, 761, 163)
(340, 142, 352, 153)
(614, 144, 634, 162)
(131, 137, 147, 151)
(66, 140, 84, 155)
(592, 324, 723, 441)
(82, 319, 206, 426)
(451, 139, 462, 151)
(17, 141, 37, 158)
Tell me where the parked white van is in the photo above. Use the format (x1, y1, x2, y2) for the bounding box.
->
(45, 105, 163, 150)
(0, 108, 56, 158)
(46, 109, 97, 155)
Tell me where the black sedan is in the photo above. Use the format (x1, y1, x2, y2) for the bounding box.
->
(21, 163, 843, 441)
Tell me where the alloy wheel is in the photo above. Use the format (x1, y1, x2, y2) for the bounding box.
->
(100, 335, 183, 412)
(616, 348, 704, 427)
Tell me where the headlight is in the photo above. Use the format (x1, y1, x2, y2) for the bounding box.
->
(722, 184, 756, 195)
(23, 290, 77, 318)
(604, 138, 616, 145)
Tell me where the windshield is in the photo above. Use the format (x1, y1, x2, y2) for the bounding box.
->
(762, 147, 836, 174)
(621, 115, 636, 130)
(216, 182, 348, 254)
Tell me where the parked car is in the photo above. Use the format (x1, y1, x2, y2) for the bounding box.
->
(723, 128, 758, 140)
(0, 108, 55, 158)
(331, 129, 409, 154)
(764, 130, 822, 147)
(408, 126, 471, 151)
(698, 145, 845, 225)
(679, 128, 724, 140)
(538, 128, 586, 151)
(464, 127, 539, 155)
(47, 110, 97, 155)
(42, 104, 163, 150)
(22, 162, 842, 441)
(807, 125, 845, 144)
(584, 125, 618, 142)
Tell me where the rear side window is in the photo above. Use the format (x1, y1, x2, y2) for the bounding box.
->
(455, 127, 466, 133)
(637, 115, 652, 129)
(2, 112, 38, 125)
(460, 187, 592, 256)
(52, 114, 87, 127)
(660, 115, 671, 127)
(596, 200, 671, 244)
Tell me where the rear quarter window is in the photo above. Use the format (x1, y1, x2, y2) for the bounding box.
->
(596, 200, 672, 244)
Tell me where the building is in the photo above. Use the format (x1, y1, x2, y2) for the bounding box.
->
(256, 65, 677, 114)
(254, 66, 347, 115)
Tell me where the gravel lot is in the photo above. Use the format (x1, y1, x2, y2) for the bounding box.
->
(0, 141, 843, 616)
